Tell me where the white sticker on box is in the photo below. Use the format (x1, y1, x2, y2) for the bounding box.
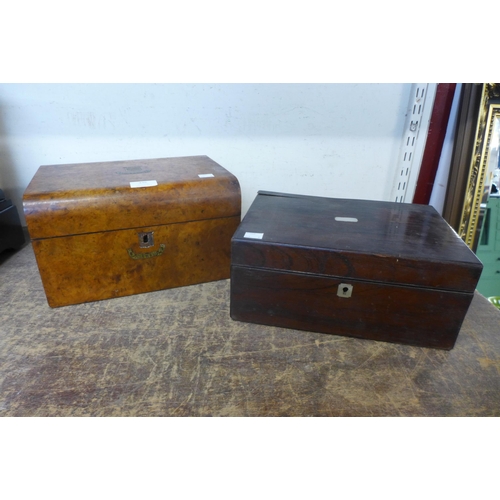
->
(198, 173, 215, 178)
(130, 180, 158, 188)
(244, 232, 264, 239)
(335, 216, 358, 222)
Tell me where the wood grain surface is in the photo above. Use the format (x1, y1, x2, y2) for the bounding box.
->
(23, 155, 241, 306)
(23, 155, 241, 239)
(231, 192, 483, 349)
(33, 216, 239, 307)
(1, 244, 499, 416)
(230, 266, 473, 350)
(232, 192, 483, 291)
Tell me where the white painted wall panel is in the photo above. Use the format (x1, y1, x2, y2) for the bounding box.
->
(0, 83, 413, 224)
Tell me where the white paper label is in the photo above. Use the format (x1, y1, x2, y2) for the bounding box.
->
(198, 173, 215, 178)
(335, 216, 358, 223)
(244, 232, 264, 239)
(130, 180, 158, 188)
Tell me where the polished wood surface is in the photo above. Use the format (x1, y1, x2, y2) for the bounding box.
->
(1, 244, 499, 416)
(232, 191, 482, 291)
(231, 192, 483, 349)
(34, 216, 239, 307)
(231, 266, 473, 349)
(23, 156, 241, 239)
(23, 156, 241, 307)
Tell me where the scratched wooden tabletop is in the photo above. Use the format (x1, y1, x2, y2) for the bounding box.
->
(1, 243, 499, 416)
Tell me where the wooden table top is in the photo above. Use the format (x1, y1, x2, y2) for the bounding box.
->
(1, 243, 499, 416)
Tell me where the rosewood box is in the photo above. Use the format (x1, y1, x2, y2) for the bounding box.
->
(23, 156, 241, 307)
(230, 191, 483, 349)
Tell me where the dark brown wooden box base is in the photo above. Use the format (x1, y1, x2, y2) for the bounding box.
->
(230, 266, 474, 350)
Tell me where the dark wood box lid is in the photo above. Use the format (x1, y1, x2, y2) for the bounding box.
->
(231, 191, 483, 293)
(23, 156, 240, 239)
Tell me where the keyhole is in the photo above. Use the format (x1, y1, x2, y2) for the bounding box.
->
(138, 231, 154, 248)
(337, 283, 352, 298)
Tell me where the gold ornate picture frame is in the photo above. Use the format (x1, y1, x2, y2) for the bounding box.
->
(456, 84, 500, 251)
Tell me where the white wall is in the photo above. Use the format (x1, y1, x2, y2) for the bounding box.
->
(0, 84, 413, 225)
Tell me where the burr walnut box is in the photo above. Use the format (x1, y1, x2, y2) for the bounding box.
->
(23, 156, 241, 307)
(230, 191, 483, 350)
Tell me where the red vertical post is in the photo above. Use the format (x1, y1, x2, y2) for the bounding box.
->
(413, 83, 457, 205)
